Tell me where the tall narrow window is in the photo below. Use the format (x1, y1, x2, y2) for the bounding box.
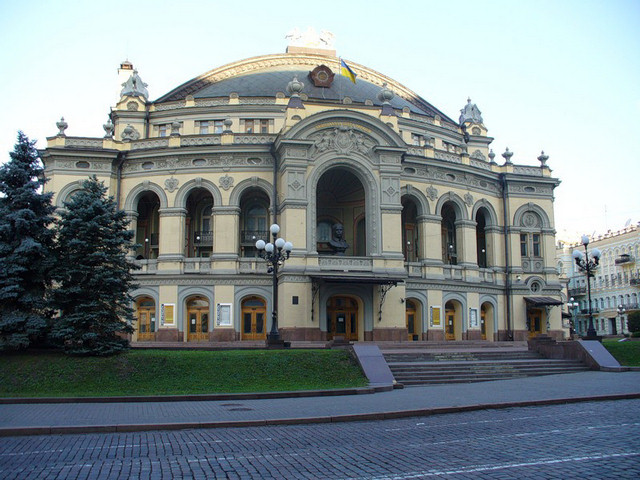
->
(214, 120, 224, 134)
(199, 121, 209, 134)
(532, 234, 541, 256)
(520, 234, 528, 257)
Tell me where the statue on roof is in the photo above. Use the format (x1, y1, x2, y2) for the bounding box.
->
(286, 27, 335, 49)
(120, 70, 149, 100)
(459, 97, 483, 124)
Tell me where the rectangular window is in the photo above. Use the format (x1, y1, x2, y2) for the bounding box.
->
(411, 133, 422, 146)
(520, 234, 528, 257)
(159, 125, 168, 137)
(532, 234, 541, 256)
(244, 119, 255, 133)
(213, 120, 224, 134)
(199, 121, 209, 134)
(260, 119, 269, 133)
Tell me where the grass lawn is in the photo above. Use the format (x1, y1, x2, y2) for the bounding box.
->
(602, 339, 640, 366)
(0, 349, 368, 398)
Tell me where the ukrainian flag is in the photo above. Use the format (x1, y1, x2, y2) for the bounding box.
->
(340, 58, 357, 84)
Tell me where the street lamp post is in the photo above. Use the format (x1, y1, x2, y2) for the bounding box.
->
(572, 235, 601, 339)
(617, 305, 626, 335)
(567, 297, 580, 337)
(255, 223, 293, 347)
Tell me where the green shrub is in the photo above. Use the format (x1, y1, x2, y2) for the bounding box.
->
(628, 311, 640, 334)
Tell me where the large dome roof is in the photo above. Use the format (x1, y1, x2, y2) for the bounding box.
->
(155, 53, 457, 126)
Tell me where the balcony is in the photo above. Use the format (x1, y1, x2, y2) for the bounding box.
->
(568, 286, 587, 296)
(615, 254, 634, 265)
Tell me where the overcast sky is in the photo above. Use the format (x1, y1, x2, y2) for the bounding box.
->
(1, 0, 638, 239)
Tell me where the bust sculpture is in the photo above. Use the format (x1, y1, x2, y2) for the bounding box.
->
(329, 223, 349, 255)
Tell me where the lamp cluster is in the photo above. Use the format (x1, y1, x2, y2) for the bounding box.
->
(255, 224, 293, 271)
(572, 234, 601, 339)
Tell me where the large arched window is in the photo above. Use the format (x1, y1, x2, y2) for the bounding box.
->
(240, 189, 270, 257)
(185, 189, 213, 258)
(402, 198, 419, 262)
(135, 192, 160, 259)
(475, 209, 489, 268)
(316, 168, 365, 256)
(441, 203, 457, 265)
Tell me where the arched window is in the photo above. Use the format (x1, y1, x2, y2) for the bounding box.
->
(441, 203, 457, 265)
(518, 210, 543, 272)
(475, 209, 488, 268)
(240, 190, 270, 257)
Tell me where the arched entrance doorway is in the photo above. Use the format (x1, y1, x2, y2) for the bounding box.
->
(327, 296, 359, 341)
(480, 302, 495, 341)
(241, 296, 267, 340)
(186, 296, 209, 342)
(406, 299, 419, 341)
(444, 300, 463, 341)
(136, 297, 156, 341)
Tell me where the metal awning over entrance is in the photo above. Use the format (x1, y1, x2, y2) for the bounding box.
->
(309, 274, 405, 286)
(524, 296, 563, 307)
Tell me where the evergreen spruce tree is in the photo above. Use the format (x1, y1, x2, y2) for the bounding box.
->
(50, 175, 138, 355)
(0, 132, 55, 350)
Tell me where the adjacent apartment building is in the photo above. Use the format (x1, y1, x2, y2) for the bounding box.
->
(557, 224, 640, 336)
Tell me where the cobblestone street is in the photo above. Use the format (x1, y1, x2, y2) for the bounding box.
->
(1, 399, 639, 479)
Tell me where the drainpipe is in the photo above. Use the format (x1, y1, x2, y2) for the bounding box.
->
(115, 151, 126, 210)
(500, 173, 513, 340)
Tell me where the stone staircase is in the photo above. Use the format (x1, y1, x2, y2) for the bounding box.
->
(381, 342, 591, 385)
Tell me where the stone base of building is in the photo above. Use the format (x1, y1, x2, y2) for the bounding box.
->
(210, 329, 236, 342)
(279, 327, 325, 341)
(372, 328, 408, 341)
(156, 329, 181, 342)
(425, 330, 445, 341)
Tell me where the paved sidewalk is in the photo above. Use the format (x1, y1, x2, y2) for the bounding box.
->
(1, 370, 640, 436)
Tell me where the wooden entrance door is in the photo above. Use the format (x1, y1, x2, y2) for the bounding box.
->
(480, 308, 487, 340)
(242, 297, 267, 340)
(327, 296, 358, 341)
(187, 297, 209, 342)
(406, 300, 418, 341)
(445, 308, 455, 341)
(136, 297, 156, 341)
(528, 309, 543, 338)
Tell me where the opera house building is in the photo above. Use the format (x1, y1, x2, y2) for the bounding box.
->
(41, 38, 564, 344)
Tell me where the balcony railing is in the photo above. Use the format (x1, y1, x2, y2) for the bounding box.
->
(240, 230, 269, 244)
(193, 231, 213, 246)
(568, 286, 587, 296)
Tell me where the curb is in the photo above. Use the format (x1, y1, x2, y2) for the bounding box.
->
(0, 385, 393, 405)
(2, 392, 639, 437)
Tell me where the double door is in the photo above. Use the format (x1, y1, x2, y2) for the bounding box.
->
(242, 297, 267, 340)
(187, 309, 209, 342)
(527, 309, 543, 338)
(327, 296, 358, 341)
